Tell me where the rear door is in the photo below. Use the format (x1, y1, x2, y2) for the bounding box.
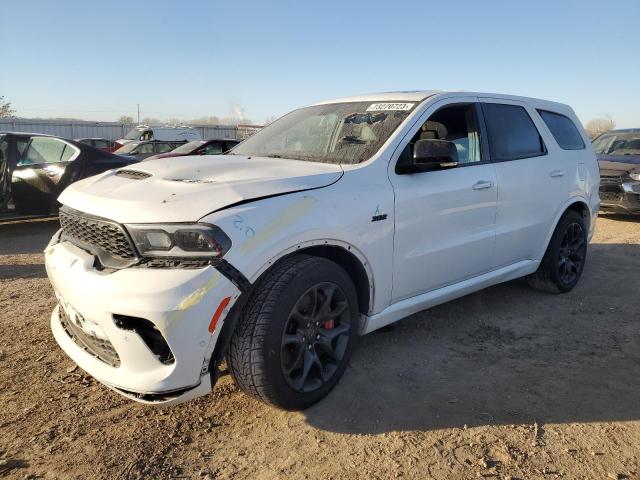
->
(12, 137, 79, 213)
(480, 98, 569, 267)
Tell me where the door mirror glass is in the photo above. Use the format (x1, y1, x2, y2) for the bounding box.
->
(412, 139, 458, 171)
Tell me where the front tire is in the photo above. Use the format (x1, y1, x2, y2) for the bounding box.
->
(527, 209, 588, 293)
(227, 254, 359, 410)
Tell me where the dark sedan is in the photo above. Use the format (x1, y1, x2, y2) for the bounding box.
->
(594, 129, 640, 214)
(144, 139, 240, 161)
(2, 132, 137, 215)
(114, 140, 182, 161)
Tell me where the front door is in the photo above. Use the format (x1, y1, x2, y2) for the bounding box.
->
(389, 99, 498, 302)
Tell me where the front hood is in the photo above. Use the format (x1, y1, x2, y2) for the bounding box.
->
(598, 154, 640, 176)
(59, 155, 343, 223)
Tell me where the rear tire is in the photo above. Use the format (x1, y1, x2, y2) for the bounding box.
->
(227, 254, 359, 410)
(527, 209, 588, 294)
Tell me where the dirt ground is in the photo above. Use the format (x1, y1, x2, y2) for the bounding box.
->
(1, 215, 639, 480)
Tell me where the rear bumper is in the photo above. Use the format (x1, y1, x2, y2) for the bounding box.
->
(45, 239, 240, 404)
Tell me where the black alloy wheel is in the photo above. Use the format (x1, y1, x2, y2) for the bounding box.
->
(281, 282, 351, 393)
(557, 222, 586, 286)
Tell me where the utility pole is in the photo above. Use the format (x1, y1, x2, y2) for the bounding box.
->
(137, 104, 140, 124)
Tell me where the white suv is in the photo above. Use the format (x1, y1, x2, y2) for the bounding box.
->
(45, 91, 599, 409)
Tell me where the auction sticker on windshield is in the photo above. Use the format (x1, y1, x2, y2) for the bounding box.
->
(366, 103, 414, 111)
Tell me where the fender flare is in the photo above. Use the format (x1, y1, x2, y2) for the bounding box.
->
(249, 238, 376, 312)
(538, 195, 592, 260)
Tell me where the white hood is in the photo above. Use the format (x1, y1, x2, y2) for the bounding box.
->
(59, 155, 343, 223)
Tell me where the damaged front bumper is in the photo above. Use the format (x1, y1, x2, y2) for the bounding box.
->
(45, 238, 240, 405)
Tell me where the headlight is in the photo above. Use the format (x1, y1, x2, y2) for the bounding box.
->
(630, 172, 640, 181)
(126, 224, 231, 258)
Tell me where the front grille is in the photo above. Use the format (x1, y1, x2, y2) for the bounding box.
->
(59, 306, 121, 367)
(59, 207, 137, 267)
(115, 169, 151, 180)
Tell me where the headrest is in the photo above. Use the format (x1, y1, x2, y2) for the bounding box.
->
(420, 121, 448, 140)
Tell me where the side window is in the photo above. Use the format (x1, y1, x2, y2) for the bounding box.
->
(138, 143, 155, 154)
(140, 130, 153, 141)
(16, 139, 29, 157)
(538, 110, 585, 150)
(482, 103, 545, 161)
(59, 144, 78, 162)
(397, 103, 482, 172)
(0, 139, 7, 164)
(94, 139, 109, 149)
(204, 142, 224, 155)
(19, 138, 67, 165)
(155, 143, 173, 153)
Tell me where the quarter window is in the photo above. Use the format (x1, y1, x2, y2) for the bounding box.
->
(482, 103, 545, 161)
(538, 110, 585, 150)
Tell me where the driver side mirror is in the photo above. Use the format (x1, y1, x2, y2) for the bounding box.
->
(411, 139, 458, 172)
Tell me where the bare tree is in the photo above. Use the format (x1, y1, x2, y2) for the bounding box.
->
(585, 118, 616, 139)
(140, 117, 162, 125)
(0, 96, 16, 118)
(118, 115, 134, 124)
(264, 115, 278, 125)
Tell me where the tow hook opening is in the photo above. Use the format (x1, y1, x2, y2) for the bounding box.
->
(113, 314, 175, 365)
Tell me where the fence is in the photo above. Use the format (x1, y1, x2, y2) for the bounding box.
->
(0, 119, 261, 141)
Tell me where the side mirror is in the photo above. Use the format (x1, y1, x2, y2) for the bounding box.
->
(411, 139, 458, 172)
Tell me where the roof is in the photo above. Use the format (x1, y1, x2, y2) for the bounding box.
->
(312, 90, 441, 105)
(0, 131, 54, 137)
(311, 90, 573, 112)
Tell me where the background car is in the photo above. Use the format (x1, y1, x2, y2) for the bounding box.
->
(75, 138, 122, 153)
(593, 128, 640, 214)
(116, 126, 202, 145)
(114, 140, 182, 161)
(1, 132, 32, 211)
(8, 133, 137, 215)
(145, 139, 240, 161)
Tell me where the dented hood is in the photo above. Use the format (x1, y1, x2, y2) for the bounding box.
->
(58, 155, 343, 223)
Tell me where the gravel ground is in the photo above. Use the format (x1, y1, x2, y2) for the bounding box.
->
(1, 214, 639, 480)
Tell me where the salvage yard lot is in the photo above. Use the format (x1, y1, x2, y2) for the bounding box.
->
(0, 216, 639, 479)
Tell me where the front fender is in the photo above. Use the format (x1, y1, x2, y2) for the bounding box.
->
(200, 186, 394, 315)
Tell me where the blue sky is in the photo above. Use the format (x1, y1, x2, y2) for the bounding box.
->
(2, 0, 639, 126)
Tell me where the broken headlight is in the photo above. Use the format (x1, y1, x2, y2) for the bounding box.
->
(126, 224, 231, 258)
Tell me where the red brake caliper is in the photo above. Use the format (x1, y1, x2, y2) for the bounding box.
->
(323, 319, 334, 329)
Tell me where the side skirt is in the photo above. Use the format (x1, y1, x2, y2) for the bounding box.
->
(361, 260, 539, 334)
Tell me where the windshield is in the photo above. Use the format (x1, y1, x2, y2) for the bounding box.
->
(115, 142, 140, 154)
(593, 132, 640, 156)
(229, 101, 417, 164)
(124, 128, 144, 140)
(171, 140, 206, 154)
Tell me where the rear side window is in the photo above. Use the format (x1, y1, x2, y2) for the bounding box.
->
(538, 110, 585, 150)
(482, 103, 546, 161)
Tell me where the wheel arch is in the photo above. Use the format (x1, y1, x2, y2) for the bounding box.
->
(539, 197, 591, 260)
(252, 239, 374, 316)
(208, 240, 374, 384)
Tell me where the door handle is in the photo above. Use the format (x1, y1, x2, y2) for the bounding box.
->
(472, 180, 493, 190)
(550, 170, 565, 178)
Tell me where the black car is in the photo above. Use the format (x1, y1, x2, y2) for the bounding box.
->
(594, 129, 640, 214)
(114, 140, 183, 161)
(144, 139, 241, 161)
(1, 132, 137, 215)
